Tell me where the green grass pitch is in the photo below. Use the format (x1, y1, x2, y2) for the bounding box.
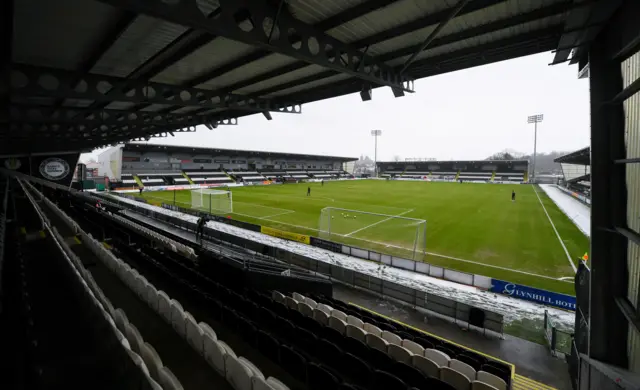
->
(137, 180, 588, 294)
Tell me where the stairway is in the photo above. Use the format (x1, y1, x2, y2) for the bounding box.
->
(181, 171, 194, 185)
(133, 175, 144, 188)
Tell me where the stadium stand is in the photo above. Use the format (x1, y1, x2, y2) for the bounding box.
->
(183, 171, 234, 185)
(286, 171, 310, 179)
(554, 147, 591, 198)
(379, 161, 529, 183)
(230, 171, 267, 183)
(120, 173, 138, 187)
(137, 173, 167, 187)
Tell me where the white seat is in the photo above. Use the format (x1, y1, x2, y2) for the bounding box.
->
(124, 322, 144, 354)
(440, 366, 471, 390)
(218, 340, 237, 357)
(102, 298, 116, 318)
(147, 377, 163, 390)
(203, 334, 226, 375)
(402, 339, 425, 356)
(266, 377, 290, 390)
(330, 309, 347, 322)
(170, 300, 186, 337)
(272, 291, 286, 304)
(292, 292, 306, 302)
(225, 354, 253, 390)
(199, 322, 217, 340)
(424, 348, 451, 367)
(297, 302, 314, 317)
(363, 323, 382, 337)
(239, 357, 265, 379)
(388, 344, 413, 364)
(412, 355, 439, 378)
(346, 315, 364, 328)
(185, 312, 204, 353)
(284, 296, 298, 310)
(313, 309, 329, 325)
(116, 329, 131, 349)
(139, 342, 163, 381)
(365, 333, 389, 352)
(381, 331, 402, 346)
(252, 377, 277, 390)
(146, 284, 158, 311)
(346, 324, 367, 342)
(158, 366, 184, 390)
(158, 292, 172, 324)
(304, 297, 317, 308)
(113, 308, 129, 333)
(126, 349, 150, 376)
(450, 359, 477, 382)
(476, 371, 507, 390)
(472, 381, 499, 390)
(328, 316, 347, 334)
(316, 303, 333, 315)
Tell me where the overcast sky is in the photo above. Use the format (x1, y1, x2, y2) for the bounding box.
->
(83, 52, 590, 163)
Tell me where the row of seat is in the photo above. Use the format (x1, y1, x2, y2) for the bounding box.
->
(79, 223, 289, 390)
(284, 292, 507, 390)
(306, 293, 512, 387)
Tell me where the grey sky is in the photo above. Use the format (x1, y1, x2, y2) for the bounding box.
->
(83, 52, 589, 162)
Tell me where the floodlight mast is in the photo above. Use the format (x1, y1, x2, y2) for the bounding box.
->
(371, 130, 382, 177)
(527, 114, 543, 183)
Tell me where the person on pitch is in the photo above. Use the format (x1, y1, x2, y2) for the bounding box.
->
(307, 186, 311, 196)
(511, 190, 516, 202)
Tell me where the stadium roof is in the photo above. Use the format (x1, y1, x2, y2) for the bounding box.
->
(7, 0, 622, 155)
(377, 159, 529, 164)
(554, 146, 590, 165)
(121, 143, 356, 162)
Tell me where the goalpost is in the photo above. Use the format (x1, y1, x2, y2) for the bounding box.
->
(191, 189, 233, 214)
(318, 207, 427, 260)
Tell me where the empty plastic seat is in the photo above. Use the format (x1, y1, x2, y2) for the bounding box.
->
(307, 363, 340, 390)
(331, 309, 348, 322)
(257, 330, 280, 362)
(226, 354, 253, 390)
(266, 377, 290, 390)
(140, 342, 163, 381)
(313, 309, 330, 325)
(285, 296, 299, 310)
(369, 348, 394, 369)
(199, 321, 217, 340)
(124, 322, 144, 353)
(347, 315, 364, 328)
(440, 366, 471, 390)
(457, 354, 483, 371)
(450, 359, 476, 382)
(158, 292, 172, 323)
(317, 338, 343, 364)
(203, 334, 226, 375)
(272, 291, 286, 304)
(329, 316, 347, 334)
(239, 357, 265, 380)
(436, 345, 456, 358)
(388, 344, 413, 364)
(171, 301, 186, 337)
(252, 376, 291, 390)
(472, 380, 500, 390)
(146, 284, 159, 311)
(372, 370, 407, 390)
(279, 345, 307, 382)
(414, 336, 435, 350)
(158, 366, 184, 390)
(341, 353, 372, 387)
(382, 331, 402, 346)
(298, 302, 314, 318)
(292, 292, 306, 302)
(425, 348, 451, 367)
(402, 339, 425, 356)
(366, 333, 389, 353)
(113, 308, 129, 333)
(185, 312, 204, 353)
(305, 297, 318, 308)
(412, 354, 439, 378)
(476, 371, 507, 390)
(390, 362, 430, 389)
(317, 303, 333, 315)
(346, 324, 367, 342)
(363, 323, 382, 337)
(343, 337, 370, 360)
(480, 364, 510, 385)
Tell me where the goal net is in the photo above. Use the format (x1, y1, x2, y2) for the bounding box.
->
(318, 207, 426, 260)
(191, 189, 233, 214)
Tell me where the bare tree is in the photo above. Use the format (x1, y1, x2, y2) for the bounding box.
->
(393, 155, 401, 162)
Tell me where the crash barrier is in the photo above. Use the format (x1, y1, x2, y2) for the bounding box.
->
(102, 193, 504, 336)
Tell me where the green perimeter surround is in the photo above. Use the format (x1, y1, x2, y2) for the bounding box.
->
(137, 181, 588, 295)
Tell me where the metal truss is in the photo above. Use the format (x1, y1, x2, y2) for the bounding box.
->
(9, 105, 238, 128)
(95, 0, 415, 92)
(10, 65, 303, 113)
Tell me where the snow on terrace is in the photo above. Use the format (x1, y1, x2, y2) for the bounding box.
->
(108, 194, 575, 332)
(539, 184, 591, 237)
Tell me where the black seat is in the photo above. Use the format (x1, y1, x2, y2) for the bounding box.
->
(396, 331, 414, 340)
(368, 348, 394, 370)
(414, 336, 435, 350)
(321, 326, 345, 344)
(279, 345, 307, 382)
(274, 316, 296, 342)
(237, 316, 257, 345)
(435, 345, 455, 358)
(481, 363, 511, 385)
(372, 370, 407, 390)
(342, 337, 370, 360)
(378, 322, 398, 332)
(417, 377, 457, 390)
(340, 353, 372, 387)
(294, 326, 318, 352)
(317, 338, 343, 365)
(256, 330, 280, 362)
(308, 363, 340, 390)
(457, 353, 482, 371)
(389, 362, 430, 389)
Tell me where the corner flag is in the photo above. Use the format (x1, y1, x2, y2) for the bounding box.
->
(582, 252, 589, 262)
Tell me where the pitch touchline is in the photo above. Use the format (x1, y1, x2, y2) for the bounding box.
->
(344, 209, 414, 237)
(533, 185, 577, 273)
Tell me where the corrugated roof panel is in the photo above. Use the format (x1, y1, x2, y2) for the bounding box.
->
(60, 98, 94, 108)
(268, 73, 352, 97)
(326, 0, 456, 44)
(236, 64, 327, 95)
(289, 0, 367, 24)
(153, 38, 256, 85)
(13, 0, 122, 70)
(91, 16, 188, 78)
(197, 54, 298, 91)
(104, 101, 138, 110)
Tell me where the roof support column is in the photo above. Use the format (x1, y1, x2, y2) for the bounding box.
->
(587, 14, 629, 368)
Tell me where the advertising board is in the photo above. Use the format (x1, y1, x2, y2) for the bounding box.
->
(490, 279, 576, 311)
(261, 226, 310, 245)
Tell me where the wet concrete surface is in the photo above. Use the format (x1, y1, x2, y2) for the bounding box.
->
(333, 284, 572, 390)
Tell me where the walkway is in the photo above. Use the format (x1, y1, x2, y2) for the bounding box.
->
(539, 185, 590, 237)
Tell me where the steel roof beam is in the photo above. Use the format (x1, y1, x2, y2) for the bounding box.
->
(10, 65, 302, 113)
(95, 0, 415, 92)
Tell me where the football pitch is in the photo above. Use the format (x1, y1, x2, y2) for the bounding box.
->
(137, 180, 588, 294)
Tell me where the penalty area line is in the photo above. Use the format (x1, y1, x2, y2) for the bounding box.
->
(344, 209, 414, 237)
(533, 185, 577, 273)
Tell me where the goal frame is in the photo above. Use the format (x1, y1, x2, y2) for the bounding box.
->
(319, 207, 427, 260)
(191, 188, 233, 214)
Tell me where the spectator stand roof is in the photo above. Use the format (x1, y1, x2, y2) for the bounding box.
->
(123, 143, 356, 162)
(554, 146, 590, 165)
(378, 159, 529, 165)
(6, 0, 622, 155)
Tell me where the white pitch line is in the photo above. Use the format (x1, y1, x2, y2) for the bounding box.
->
(344, 209, 414, 237)
(533, 185, 577, 273)
(261, 210, 296, 218)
